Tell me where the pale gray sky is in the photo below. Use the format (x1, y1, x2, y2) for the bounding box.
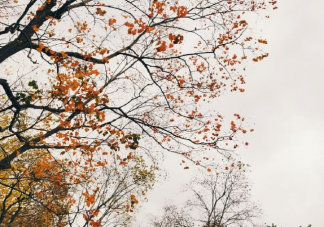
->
(239, 1, 324, 226)
(138, 1, 324, 226)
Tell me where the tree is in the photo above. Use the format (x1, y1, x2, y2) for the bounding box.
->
(0, 108, 71, 226)
(150, 204, 194, 227)
(0, 102, 157, 226)
(186, 162, 261, 227)
(0, 150, 71, 226)
(0, 143, 157, 226)
(0, 0, 276, 226)
(150, 161, 261, 227)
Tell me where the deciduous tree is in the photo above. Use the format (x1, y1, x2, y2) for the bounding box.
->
(0, 0, 276, 226)
(186, 162, 261, 227)
(150, 204, 194, 227)
(150, 161, 261, 227)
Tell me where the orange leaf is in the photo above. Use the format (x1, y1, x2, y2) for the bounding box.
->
(146, 26, 155, 33)
(156, 41, 167, 52)
(108, 18, 116, 26)
(36, 43, 45, 52)
(32, 25, 39, 32)
(177, 6, 188, 17)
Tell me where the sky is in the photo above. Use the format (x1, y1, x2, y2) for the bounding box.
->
(138, 1, 324, 226)
(239, 1, 324, 226)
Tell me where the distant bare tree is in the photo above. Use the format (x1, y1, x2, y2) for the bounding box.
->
(186, 162, 261, 227)
(150, 204, 194, 227)
(149, 161, 261, 227)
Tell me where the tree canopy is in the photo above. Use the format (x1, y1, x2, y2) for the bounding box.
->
(0, 0, 276, 226)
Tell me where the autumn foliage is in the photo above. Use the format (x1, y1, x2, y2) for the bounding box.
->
(0, 0, 276, 226)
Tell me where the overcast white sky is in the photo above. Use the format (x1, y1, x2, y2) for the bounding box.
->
(240, 1, 324, 226)
(138, 1, 324, 226)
